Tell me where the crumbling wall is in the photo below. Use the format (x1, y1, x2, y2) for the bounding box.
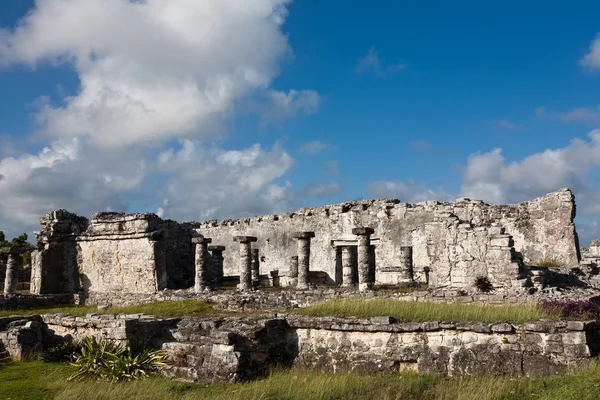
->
(31, 211, 197, 295)
(31, 210, 89, 294)
(198, 189, 577, 289)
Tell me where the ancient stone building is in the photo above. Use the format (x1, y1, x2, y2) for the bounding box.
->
(29, 189, 580, 297)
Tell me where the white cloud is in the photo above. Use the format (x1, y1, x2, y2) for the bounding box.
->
(256, 89, 320, 122)
(355, 46, 405, 76)
(0, 0, 307, 148)
(300, 182, 342, 198)
(460, 130, 600, 205)
(0, 138, 147, 237)
(367, 179, 452, 202)
(558, 106, 600, 125)
(0, 0, 320, 238)
(299, 140, 329, 155)
(156, 141, 295, 221)
(580, 33, 600, 70)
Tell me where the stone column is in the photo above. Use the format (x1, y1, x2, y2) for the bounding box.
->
(289, 256, 299, 278)
(2, 247, 24, 296)
(191, 237, 212, 292)
(341, 246, 355, 287)
(234, 236, 257, 291)
(208, 245, 225, 288)
(399, 246, 414, 283)
(251, 249, 260, 287)
(352, 227, 375, 292)
(293, 232, 315, 290)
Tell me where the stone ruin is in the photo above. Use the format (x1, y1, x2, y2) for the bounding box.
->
(4, 188, 600, 381)
(14, 188, 589, 302)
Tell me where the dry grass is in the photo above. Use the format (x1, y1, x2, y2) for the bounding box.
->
(0, 299, 217, 318)
(293, 299, 559, 324)
(536, 259, 562, 268)
(2, 361, 600, 400)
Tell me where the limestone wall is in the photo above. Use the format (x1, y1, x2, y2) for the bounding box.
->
(29, 189, 580, 295)
(198, 189, 579, 289)
(1, 313, 596, 380)
(31, 210, 204, 294)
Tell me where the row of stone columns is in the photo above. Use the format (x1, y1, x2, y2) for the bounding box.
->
(192, 227, 377, 293)
(191, 236, 226, 293)
(2, 247, 24, 296)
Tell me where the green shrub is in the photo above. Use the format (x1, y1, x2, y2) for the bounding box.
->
(69, 337, 167, 382)
(473, 275, 493, 293)
(42, 341, 82, 363)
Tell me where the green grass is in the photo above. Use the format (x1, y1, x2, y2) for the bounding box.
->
(2, 360, 600, 400)
(0, 300, 217, 318)
(293, 299, 559, 324)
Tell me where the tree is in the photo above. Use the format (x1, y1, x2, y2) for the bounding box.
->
(0, 232, 35, 266)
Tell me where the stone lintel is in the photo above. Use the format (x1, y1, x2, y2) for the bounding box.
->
(292, 231, 316, 239)
(208, 245, 226, 251)
(234, 236, 258, 243)
(191, 237, 212, 244)
(331, 238, 381, 247)
(1, 247, 26, 255)
(352, 227, 375, 236)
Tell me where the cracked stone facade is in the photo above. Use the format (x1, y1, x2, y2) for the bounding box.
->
(1, 313, 597, 380)
(29, 189, 581, 296)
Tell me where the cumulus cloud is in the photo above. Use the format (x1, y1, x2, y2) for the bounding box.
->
(0, 138, 147, 236)
(0, 0, 319, 237)
(459, 129, 600, 244)
(355, 46, 405, 76)
(0, 0, 306, 147)
(299, 182, 342, 198)
(367, 179, 452, 202)
(156, 141, 295, 221)
(580, 33, 600, 70)
(460, 130, 600, 205)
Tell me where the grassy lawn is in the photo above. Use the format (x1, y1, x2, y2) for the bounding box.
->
(293, 299, 559, 324)
(1, 360, 600, 400)
(0, 300, 217, 318)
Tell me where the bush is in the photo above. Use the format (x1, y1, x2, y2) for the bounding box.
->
(43, 341, 82, 363)
(538, 300, 600, 320)
(473, 275, 493, 293)
(69, 337, 167, 382)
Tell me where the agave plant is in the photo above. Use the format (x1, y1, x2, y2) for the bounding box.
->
(69, 336, 167, 382)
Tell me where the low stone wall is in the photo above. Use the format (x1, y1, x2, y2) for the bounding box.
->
(76, 284, 600, 309)
(0, 294, 75, 311)
(1, 313, 598, 382)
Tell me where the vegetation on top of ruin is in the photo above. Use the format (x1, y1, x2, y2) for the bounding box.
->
(2, 359, 600, 400)
(0, 299, 218, 318)
(0, 231, 35, 266)
(293, 299, 560, 324)
(535, 259, 563, 268)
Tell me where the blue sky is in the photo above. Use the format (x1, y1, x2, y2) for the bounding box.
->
(1, 0, 600, 244)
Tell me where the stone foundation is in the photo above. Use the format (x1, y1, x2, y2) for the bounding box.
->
(1, 313, 598, 381)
